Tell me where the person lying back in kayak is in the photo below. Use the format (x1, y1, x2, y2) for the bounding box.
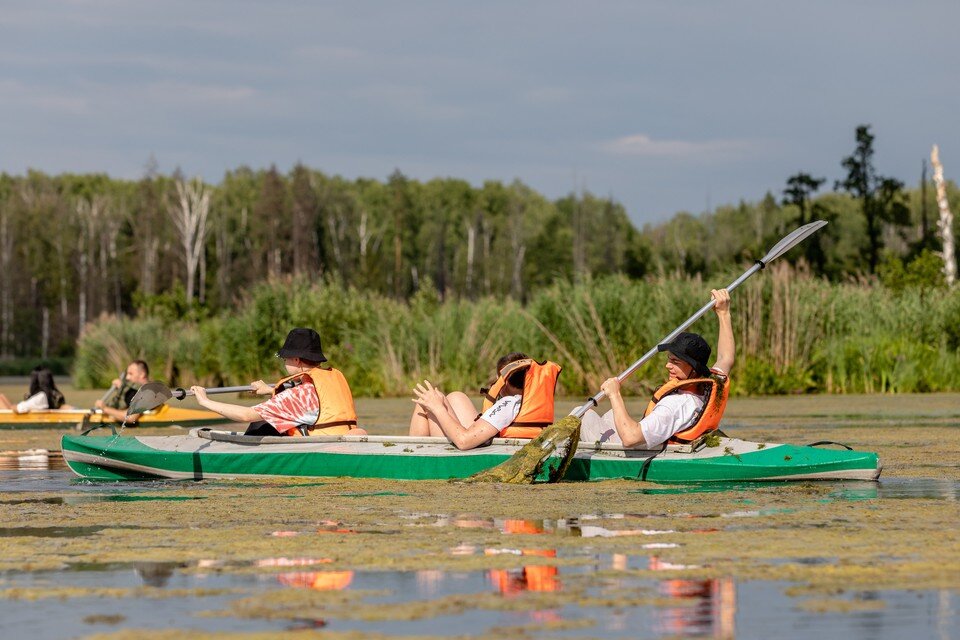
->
(95, 360, 150, 424)
(410, 353, 561, 450)
(191, 327, 367, 437)
(579, 289, 734, 448)
(0, 366, 71, 412)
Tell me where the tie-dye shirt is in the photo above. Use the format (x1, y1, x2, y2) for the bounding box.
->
(253, 380, 320, 435)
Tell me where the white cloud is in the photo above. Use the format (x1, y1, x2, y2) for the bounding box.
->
(600, 133, 760, 159)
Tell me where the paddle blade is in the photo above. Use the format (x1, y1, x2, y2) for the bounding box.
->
(760, 220, 828, 265)
(125, 382, 172, 416)
(468, 415, 582, 484)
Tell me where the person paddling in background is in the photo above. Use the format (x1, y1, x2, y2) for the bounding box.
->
(410, 352, 561, 450)
(94, 360, 150, 424)
(0, 366, 71, 412)
(580, 289, 734, 448)
(192, 328, 366, 437)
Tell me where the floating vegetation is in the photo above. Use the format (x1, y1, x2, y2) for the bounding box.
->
(0, 398, 959, 637)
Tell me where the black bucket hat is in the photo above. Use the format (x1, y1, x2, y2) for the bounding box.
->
(657, 332, 711, 377)
(277, 328, 327, 363)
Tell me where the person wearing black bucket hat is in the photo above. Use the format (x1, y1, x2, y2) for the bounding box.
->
(579, 289, 734, 449)
(275, 328, 327, 363)
(190, 327, 366, 437)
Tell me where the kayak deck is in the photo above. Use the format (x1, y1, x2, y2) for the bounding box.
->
(61, 428, 882, 483)
(0, 405, 229, 429)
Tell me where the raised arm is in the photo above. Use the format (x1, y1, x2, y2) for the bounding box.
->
(711, 289, 734, 374)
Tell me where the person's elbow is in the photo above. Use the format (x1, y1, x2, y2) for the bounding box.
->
(619, 426, 646, 449)
(452, 439, 474, 451)
(621, 433, 645, 448)
(715, 356, 735, 374)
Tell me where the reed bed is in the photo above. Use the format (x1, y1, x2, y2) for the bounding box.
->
(73, 270, 960, 396)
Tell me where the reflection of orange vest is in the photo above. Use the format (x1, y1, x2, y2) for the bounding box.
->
(274, 368, 358, 436)
(481, 359, 562, 438)
(277, 570, 354, 591)
(489, 549, 559, 594)
(643, 372, 729, 442)
(502, 519, 545, 535)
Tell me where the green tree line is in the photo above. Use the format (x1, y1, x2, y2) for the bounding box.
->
(2, 125, 959, 367)
(0, 167, 650, 359)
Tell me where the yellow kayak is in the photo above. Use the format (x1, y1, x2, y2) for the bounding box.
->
(0, 404, 228, 430)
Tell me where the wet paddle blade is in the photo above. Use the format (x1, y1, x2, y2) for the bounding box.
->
(468, 415, 582, 484)
(125, 382, 173, 416)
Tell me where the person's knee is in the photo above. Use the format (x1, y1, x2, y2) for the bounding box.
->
(447, 392, 478, 423)
(447, 391, 471, 404)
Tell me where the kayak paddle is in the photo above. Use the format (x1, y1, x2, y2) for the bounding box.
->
(469, 220, 829, 483)
(126, 382, 271, 417)
(92, 372, 124, 411)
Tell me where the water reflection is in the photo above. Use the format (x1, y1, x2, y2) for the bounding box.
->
(0, 449, 64, 471)
(277, 571, 354, 591)
(0, 558, 955, 638)
(134, 562, 180, 588)
(649, 557, 735, 638)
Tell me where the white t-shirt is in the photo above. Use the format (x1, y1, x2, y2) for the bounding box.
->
(579, 369, 726, 448)
(16, 392, 49, 413)
(638, 392, 704, 447)
(478, 395, 522, 432)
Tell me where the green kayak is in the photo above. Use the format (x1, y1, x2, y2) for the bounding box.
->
(61, 428, 881, 483)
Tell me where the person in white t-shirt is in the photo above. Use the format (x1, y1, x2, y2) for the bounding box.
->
(0, 366, 70, 413)
(579, 289, 734, 448)
(409, 353, 528, 450)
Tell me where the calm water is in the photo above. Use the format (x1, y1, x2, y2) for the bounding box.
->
(1, 465, 958, 638)
(3, 389, 957, 637)
(0, 557, 956, 639)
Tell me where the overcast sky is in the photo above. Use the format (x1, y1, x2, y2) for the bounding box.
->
(1, 1, 957, 225)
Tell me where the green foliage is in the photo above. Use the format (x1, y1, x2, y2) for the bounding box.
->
(0, 357, 71, 376)
(878, 249, 947, 292)
(72, 316, 207, 388)
(6, 135, 960, 387)
(835, 125, 912, 273)
(73, 269, 960, 397)
(132, 283, 210, 324)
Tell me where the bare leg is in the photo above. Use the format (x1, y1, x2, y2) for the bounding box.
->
(446, 392, 479, 425)
(409, 404, 432, 436)
(410, 391, 479, 438)
(423, 392, 478, 437)
(0, 394, 12, 410)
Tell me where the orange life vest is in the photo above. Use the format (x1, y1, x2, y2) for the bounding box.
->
(480, 359, 562, 438)
(273, 367, 358, 436)
(642, 371, 729, 442)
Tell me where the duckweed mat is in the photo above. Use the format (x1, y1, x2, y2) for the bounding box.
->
(0, 395, 957, 638)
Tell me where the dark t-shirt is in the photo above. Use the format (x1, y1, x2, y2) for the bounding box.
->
(107, 384, 139, 410)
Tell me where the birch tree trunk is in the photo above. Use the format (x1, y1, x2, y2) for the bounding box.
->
(74, 198, 103, 336)
(465, 222, 476, 298)
(199, 250, 207, 305)
(358, 208, 371, 284)
(215, 215, 231, 306)
(0, 210, 12, 357)
(931, 145, 956, 287)
(510, 204, 526, 300)
(572, 198, 585, 282)
(41, 307, 50, 359)
(170, 177, 211, 303)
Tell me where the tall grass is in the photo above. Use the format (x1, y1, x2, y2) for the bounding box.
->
(73, 271, 960, 396)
